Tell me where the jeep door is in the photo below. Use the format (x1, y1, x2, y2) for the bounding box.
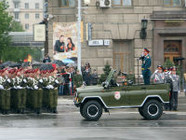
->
(104, 87, 129, 107)
(125, 85, 147, 106)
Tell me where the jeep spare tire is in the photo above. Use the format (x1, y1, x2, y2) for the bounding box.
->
(82, 100, 103, 121)
(142, 99, 163, 120)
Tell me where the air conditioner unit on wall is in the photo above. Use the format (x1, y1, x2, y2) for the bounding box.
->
(99, 0, 111, 8)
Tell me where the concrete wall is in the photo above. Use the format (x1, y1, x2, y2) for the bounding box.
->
(48, 0, 185, 74)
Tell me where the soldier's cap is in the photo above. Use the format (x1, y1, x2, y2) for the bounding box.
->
(157, 65, 163, 70)
(32, 69, 36, 73)
(164, 67, 168, 72)
(40, 70, 44, 74)
(47, 70, 51, 73)
(0, 68, 7, 73)
(18, 68, 23, 72)
(8, 69, 16, 74)
(41, 70, 46, 74)
(169, 67, 173, 71)
(34, 68, 39, 73)
(144, 48, 150, 53)
(43, 71, 47, 74)
(4, 68, 8, 71)
(24, 70, 28, 74)
(29, 69, 33, 73)
(48, 69, 54, 73)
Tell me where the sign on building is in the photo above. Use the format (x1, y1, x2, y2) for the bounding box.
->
(104, 40, 110, 46)
(33, 24, 46, 41)
(88, 40, 110, 46)
(88, 40, 104, 46)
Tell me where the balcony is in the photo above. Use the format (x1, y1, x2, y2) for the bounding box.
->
(12, 0, 20, 2)
(14, 8, 20, 12)
(14, 19, 20, 22)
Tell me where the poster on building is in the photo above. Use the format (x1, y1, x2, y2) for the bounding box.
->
(34, 24, 46, 41)
(53, 22, 78, 65)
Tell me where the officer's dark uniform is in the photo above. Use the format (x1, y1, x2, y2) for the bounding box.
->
(141, 50, 151, 85)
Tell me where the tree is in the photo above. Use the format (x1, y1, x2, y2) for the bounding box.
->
(99, 62, 111, 83)
(0, 0, 13, 61)
(2, 47, 42, 62)
(11, 20, 24, 32)
(163, 59, 174, 69)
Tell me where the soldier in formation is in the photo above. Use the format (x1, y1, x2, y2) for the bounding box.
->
(169, 67, 180, 111)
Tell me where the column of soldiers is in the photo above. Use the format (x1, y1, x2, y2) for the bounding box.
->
(151, 65, 180, 111)
(0, 67, 60, 90)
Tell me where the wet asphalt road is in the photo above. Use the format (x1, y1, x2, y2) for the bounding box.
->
(0, 96, 186, 140)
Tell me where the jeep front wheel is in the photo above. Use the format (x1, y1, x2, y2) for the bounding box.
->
(138, 107, 144, 117)
(142, 100, 163, 120)
(81, 100, 103, 121)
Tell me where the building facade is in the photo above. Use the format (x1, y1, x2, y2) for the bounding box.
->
(47, 0, 186, 75)
(7, 0, 44, 32)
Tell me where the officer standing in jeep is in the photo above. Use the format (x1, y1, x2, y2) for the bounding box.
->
(140, 48, 151, 85)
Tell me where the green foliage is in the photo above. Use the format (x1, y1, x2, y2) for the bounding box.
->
(99, 63, 111, 83)
(1, 47, 42, 62)
(163, 59, 174, 69)
(0, 0, 13, 60)
(11, 20, 24, 32)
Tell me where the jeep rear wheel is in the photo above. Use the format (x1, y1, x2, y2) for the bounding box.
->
(142, 100, 163, 120)
(81, 100, 103, 121)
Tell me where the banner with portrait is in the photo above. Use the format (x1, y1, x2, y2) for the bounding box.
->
(53, 22, 78, 65)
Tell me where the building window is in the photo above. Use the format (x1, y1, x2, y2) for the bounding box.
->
(25, 3, 29, 9)
(14, 13, 19, 19)
(59, 0, 76, 7)
(14, 2, 19, 8)
(25, 24, 29, 30)
(35, 3, 39, 9)
(35, 14, 40, 19)
(25, 13, 29, 19)
(164, 0, 181, 6)
(113, 0, 132, 6)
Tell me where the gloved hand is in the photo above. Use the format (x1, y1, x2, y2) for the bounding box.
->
(155, 70, 158, 73)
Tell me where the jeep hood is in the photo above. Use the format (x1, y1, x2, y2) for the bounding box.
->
(77, 85, 104, 93)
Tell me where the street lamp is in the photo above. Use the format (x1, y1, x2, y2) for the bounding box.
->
(77, 0, 91, 73)
(141, 19, 148, 29)
(77, 0, 82, 73)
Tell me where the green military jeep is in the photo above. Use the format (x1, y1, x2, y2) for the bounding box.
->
(74, 70, 170, 121)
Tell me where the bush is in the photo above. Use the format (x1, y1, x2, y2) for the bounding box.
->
(99, 63, 111, 83)
(163, 59, 174, 69)
(2, 47, 42, 62)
